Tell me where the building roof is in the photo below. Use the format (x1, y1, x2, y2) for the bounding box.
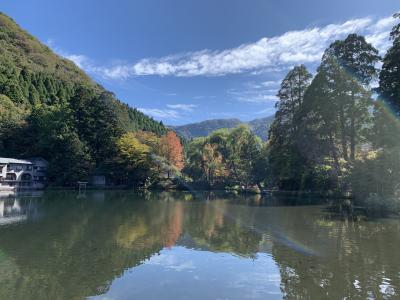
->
(0, 157, 33, 165)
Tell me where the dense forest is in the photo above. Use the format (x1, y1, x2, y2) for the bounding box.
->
(0, 11, 399, 213)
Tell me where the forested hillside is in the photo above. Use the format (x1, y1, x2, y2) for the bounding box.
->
(0, 12, 173, 186)
(0, 12, 166, 134)
(171, 116, 274, 140)
(247, 116, 274, 141)
(170, 119, 242, 140)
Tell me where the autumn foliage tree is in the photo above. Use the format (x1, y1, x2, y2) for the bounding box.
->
(114, 132, 152, 187)
(159, 131, 184, 177)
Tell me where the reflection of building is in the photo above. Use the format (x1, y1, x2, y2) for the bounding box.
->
(0, 192, 43, 225)
(0, 157, 48, 190)
(0, 198, 27, 225)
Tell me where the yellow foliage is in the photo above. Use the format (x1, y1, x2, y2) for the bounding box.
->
(115, 220, 149, 249)
(116, 132, 151, 167)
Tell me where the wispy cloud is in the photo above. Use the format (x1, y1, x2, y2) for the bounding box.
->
(244, 95, 278, 103)
(52, 15, 396, 80)
(167, 104, 197, 112)
(138, 103, 198, 120)
(64, 54, 88, 69)
(228, 87, 278, 104)
(261, 80, 281, 87)
(137, 108, 180, 119)
(46, 40, 132, 80)
(132, 15, 363, 77)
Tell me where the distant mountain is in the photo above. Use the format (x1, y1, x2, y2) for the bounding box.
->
(170, 115, 274, 140)
(247, 116, 275, 141)
(170, 118, 241, 140)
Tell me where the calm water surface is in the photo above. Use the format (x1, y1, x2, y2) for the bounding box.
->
(0, 190, 399, 299)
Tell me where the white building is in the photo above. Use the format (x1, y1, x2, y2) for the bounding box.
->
(0, 157, 48, 190)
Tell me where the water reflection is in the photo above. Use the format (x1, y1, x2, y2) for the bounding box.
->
(0, 191, 43, 225)
(0, 191, 398, 299)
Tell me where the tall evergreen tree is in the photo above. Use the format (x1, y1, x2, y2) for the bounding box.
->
(328, 34, 379, 160)
(300, 35, 378, 176)
(268, 65, 312, 190)
(379, 13, 400, 115)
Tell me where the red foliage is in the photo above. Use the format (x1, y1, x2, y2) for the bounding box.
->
(160, 131, 184, 170)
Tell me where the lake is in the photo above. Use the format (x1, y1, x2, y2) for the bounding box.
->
(0, 190, 399, 299)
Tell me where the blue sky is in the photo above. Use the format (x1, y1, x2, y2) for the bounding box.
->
(1, 0, 399, 125)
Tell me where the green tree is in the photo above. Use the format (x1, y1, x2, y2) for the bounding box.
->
(227, 125, 262, 188)
(299, 36, 378, 190)
(26, 105, 93, 186)
(378, 13, 400, 115)
(350, 13, 400, 212)
(69, 88, 123, 166)
(268, 65, 312, 190)
(328, 34, 379, 160)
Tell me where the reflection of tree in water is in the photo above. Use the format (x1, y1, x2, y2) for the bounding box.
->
(0, 191, 170, 299)
(271, 210, 400, 299)
(180, 198, 262, 257)
(148, 191, 264, 256)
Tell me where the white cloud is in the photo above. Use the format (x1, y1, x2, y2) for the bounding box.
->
(167, 104, 197, 112)
(125, 15, 393, 78)
(371, 16, 397, 31)
(95, 65, 132, 79)
(239, 94, 278, 104)
(146, 252, 195, 272)
(138, 104, 197, 120)
(51, 15, 396, 79)
(261, 80, 281, 87)
(228, 87, 278, 104)
(365, 31, 392, 54)
(64, 54, 88, 69)
(137, 108, 180, 119)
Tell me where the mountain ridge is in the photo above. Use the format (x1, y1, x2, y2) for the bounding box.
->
(0, 12, 167, 135)
(169, 115, 274, 140)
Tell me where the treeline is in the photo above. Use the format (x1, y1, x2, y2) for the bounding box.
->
(106, 130, 184, 188)
(184, 15, 400, 211)
(184, 125, 267, 190)
(0, 85, 182, 186)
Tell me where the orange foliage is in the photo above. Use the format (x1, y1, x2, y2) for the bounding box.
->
(160, 131, 184, 170)
(165, 202, 183, 248)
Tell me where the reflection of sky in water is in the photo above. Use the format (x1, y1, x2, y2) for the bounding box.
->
(90, 246, 281, 300)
